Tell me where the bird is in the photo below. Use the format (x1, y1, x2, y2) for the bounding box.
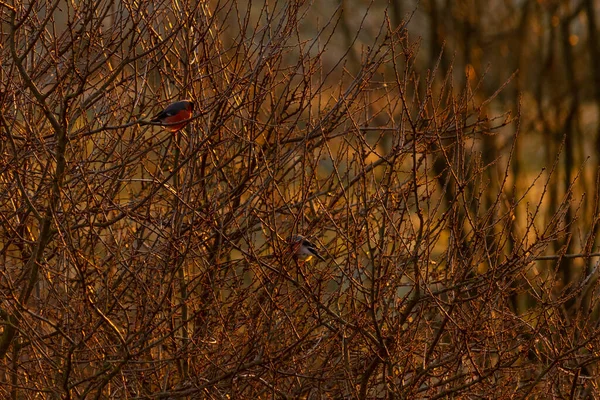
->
(150, 100, 194, 132)
(289, 235, 325, 262)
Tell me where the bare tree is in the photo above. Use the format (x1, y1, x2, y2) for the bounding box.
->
(1, 0, 600, 398)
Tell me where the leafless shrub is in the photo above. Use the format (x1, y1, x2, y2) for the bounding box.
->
(0, 0, 598, 398)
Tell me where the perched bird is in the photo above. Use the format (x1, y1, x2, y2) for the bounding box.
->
(150, 100, 194, 132)
(289, 235, 325, 262)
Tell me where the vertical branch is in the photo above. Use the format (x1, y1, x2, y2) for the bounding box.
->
(558, 10, 580, 289)
(0, 6, 69, 359)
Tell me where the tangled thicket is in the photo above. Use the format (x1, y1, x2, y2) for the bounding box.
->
(1, 0, 599, 398)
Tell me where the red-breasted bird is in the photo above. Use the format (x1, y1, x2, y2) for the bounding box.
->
(150, 100, 194, 132)
(289, 235, 325, 262)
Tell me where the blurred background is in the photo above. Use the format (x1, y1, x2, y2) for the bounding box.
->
(2, 0, 600, 397)
(337, 0, 600, 284)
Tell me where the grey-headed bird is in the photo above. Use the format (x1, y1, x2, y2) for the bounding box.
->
(289, 235, 325, 262)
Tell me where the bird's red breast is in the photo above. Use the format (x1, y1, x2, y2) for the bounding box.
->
(151, 100, 194, 132)
(160, 109, 192, 132)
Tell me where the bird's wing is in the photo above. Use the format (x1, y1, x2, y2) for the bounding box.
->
(302, 239, 326, 261)
(301, 239, 316, 248)
(151, 109, 176, 122)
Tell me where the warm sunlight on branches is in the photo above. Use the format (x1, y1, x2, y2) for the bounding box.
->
(1, 0, 600, 398)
